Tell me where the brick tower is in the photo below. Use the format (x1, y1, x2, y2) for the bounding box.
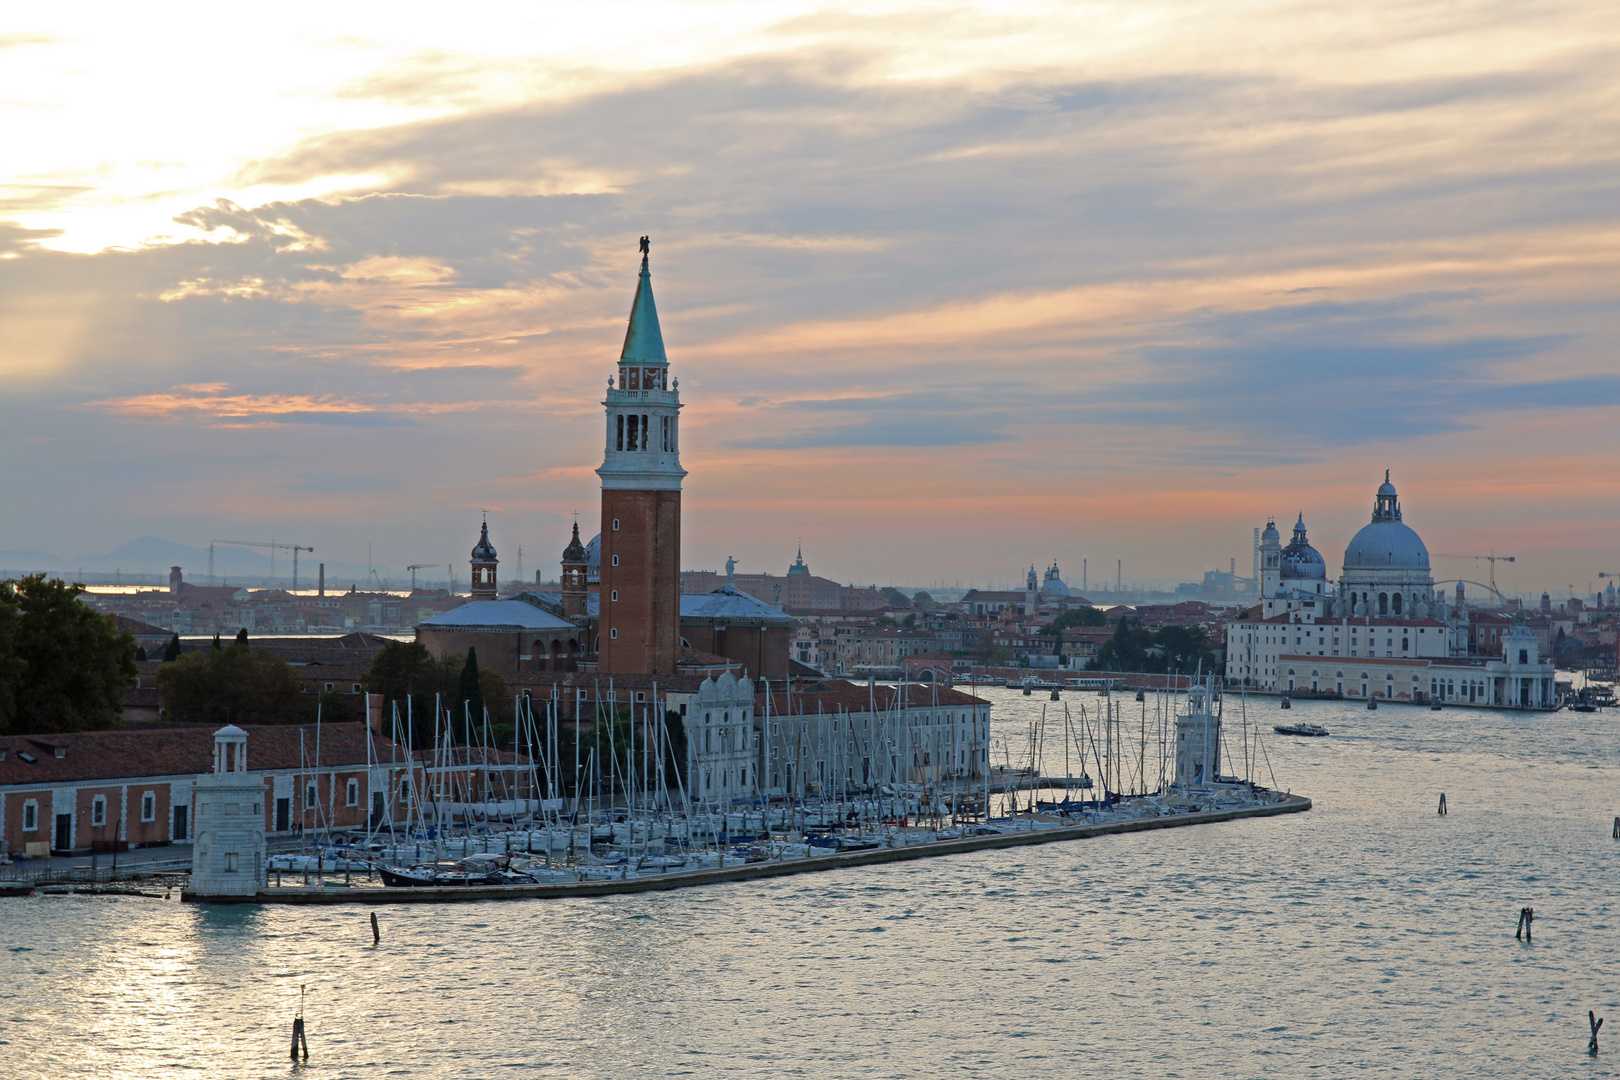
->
(470, 517, 499, 601)
(597, 238, 685, 674)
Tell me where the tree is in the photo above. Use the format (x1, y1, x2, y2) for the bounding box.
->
(1089, 617, 1216, 674)
(911, 591, 939, 610)
(454, 647, 486, 742)
(157, 645, 305, 725)
(880, 587, 913, 608)
(162, 634, 182, 662)
(0, 575, 137, 736)
(362, 640, 509, 748)
(234, 627, 248, 646)
(1041, 606, 1107, 635)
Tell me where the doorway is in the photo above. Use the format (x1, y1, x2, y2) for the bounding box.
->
(173, 804, 188, 841)
(275, 797, 290, 832)
(54, 813, 72, 853)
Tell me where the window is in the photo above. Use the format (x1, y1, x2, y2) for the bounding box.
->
(611, 555, 619, 566)
(611, 590, 619, 601)
(345, 779, 359, 807)
(306, 783, 318, 809)
(22, 800, 38, 831)
(1519, 649, 1528, 664)
(640, 414, 649, 449)
(353, 683, 362, 693)
(662, 415, 671, 452)
(141, 791, 156, 822)
(92, 796, 106, 826)
(324, 682, 334, 692)
(610, 628, 618, 639)
(399, 778, 412, 800)
(225, 852, 238, 873)
(612, 519, 620, 531)
(616, 414, 625, 450)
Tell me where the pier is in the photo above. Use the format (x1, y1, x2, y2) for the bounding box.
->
(187, 793, 1311, 905)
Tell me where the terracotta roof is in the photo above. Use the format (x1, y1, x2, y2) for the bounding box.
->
(758, 678, 987, 715)
(0, 721, 398, 787)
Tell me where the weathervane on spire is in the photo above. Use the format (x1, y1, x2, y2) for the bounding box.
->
(639, 235, 650, 257)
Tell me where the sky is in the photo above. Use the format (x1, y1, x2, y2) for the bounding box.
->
(2, 1, 1617, 595)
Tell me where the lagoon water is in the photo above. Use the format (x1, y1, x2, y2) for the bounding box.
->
(4, 688, 1618, 1079)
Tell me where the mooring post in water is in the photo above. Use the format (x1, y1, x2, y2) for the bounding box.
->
(1516, 906, 1534, 941)
(1438, 793, 1447, 816)
(370, 912, 380, 946)
(290, 983, 309, 1062)
(1590, 1011, 1603, 1055)
(1613, 816, 1618, 839)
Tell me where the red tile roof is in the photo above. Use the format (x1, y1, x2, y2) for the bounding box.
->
(0, 722, 399, 787)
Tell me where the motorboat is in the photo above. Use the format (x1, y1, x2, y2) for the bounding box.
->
(1273, 723, 1329, 737)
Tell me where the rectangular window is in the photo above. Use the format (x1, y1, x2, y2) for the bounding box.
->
(616, 414, 624, 451)
(346, 779, 359, 807)
(92, 796, 106, 826)
(640, 415, 650, 449)
(306, 784, 318, 809)
(224, 852, 238, 873)
(662, 416, 670, 452)
(627, 414, 639, 448)
(141, 792, 156, 822)
(22, 800, 38, 831)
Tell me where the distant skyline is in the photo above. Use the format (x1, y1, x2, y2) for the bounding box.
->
(3, 2, 1616, 597)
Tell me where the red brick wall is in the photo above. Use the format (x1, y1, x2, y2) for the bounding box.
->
(599, 488, 682, 675)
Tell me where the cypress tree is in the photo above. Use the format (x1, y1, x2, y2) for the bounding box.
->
(234, 627, 248, 647)
(457, 647, 484, 742)
(162, 634, 182, 662)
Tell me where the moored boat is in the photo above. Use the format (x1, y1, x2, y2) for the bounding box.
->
(1273, 723, 1329, 737)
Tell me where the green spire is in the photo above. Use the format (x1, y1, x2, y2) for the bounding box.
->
(619, 242, 667, 364)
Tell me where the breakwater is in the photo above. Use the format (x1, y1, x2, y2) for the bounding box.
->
(189, 792, 1311, 905)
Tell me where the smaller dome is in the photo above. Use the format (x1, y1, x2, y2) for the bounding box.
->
(1261, 519, 1281, 545)
(1279, 514, 1326, 581)
(471, 520, 497, 561)
(1040, 561, 1070, 598)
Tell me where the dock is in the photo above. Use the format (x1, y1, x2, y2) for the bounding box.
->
(188, 793, 1311, 905)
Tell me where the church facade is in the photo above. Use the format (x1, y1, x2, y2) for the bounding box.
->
(1226, 474, 1557, 708)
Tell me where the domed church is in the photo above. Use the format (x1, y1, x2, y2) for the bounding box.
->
(1336, 471, 1436, 617)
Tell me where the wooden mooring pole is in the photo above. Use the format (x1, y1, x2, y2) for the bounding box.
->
(1438, 793, 1447, 815)
(290, 984, 309, 1062)
(370, 912, 380, 946)
(1516, 907, 1534, 942)
(1590, 1011, 1603, 1055)
(1612, 816, 1618, 839)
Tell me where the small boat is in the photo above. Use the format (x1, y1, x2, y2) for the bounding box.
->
(1274, 723, 1329, 737)
(1571, 702, 1599, 713)
(1431, 702, 1442, 711)
(1280, 697, 1291, 710)
(1367, 699, 1378, 710)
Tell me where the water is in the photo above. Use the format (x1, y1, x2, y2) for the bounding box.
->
(4, 688, 1618, 1078)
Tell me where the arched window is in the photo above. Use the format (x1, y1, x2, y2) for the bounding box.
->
(1378, 592, 1389, 615)
(1392, 592, 1403, 615)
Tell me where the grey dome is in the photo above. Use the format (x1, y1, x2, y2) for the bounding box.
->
(1260, 521, 1281, 544)
(471, 520, 497, 561)
(1343, 520, 1429, 570)
(1280, 515, 1326, 580)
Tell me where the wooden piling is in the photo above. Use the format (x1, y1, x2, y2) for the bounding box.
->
(370, 912, 379, 945)
(1613, 816, 1618, 839)
(1438, 793, 1447, 816)
(1590, 1010, 1603, 1055)
(1516, 906, 1534, 941)
(290, 983, 308, 1061)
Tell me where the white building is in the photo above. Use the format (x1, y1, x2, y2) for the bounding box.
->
(1226, 474, 1557, 707)
(664, 670, 758, 807)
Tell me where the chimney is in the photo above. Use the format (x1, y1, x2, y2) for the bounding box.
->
(318, 563, 325, 597)
(169, 566, 183, 595)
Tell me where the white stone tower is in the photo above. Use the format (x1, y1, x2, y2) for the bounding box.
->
(1174, 682, 1222, 789)
(189, 725, 267, 897)
(1257, 519, 1282, 599)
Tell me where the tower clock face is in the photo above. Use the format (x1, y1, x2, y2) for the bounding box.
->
(626, 367, 641, 389)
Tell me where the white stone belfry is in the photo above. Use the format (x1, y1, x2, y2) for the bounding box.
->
(189, 725, 267, 897)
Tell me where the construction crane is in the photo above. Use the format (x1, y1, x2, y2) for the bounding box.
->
(406, 563, 440, 590)
(1434, 552, 1516, 598)
(210, 539, 315, 591)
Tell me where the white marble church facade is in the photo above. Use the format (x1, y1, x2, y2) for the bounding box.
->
(1226, 475, 1557, 708)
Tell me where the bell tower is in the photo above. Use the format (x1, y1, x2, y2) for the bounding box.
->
(560, 521, 589, 619)
(597, 237, 686, 674)
(470, 517, 499, 601)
